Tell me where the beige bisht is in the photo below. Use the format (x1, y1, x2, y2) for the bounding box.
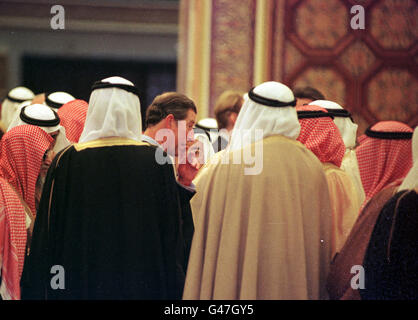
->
(340, 150, 365, 205)
(322, 162, 362, 257)
(184, 135, 333, 300)
(309, 100, 365, 205)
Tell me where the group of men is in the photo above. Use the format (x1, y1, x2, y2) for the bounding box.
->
(0, 76, 416, 300)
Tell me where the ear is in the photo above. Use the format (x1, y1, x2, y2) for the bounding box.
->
(164, 114, 176, 129)
(229, 112, 238, 126)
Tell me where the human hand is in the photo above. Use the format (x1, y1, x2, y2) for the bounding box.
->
(177, 140, 202, 186)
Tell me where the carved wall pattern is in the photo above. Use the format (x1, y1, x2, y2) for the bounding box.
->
(209, 0, 256, 114)
(276, 0, 418, 134)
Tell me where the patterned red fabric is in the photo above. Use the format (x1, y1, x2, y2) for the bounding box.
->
(296, 105, 346, 167)
(356, 121, 413, 206)
(0, 177, 26, 300)
(357, 134, 367, 145)
(57, 99, 88, 143)
(0, 125, 53, 216)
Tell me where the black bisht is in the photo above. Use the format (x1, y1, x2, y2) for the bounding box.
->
(361, 189, 418, 300)
(21, 142, 192, 300)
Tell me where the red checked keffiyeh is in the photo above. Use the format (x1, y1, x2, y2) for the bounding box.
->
(0, 125, 53, 300)
(57, 99, 88, 143)
(356, 121, 413, 206)
(0, 177, 26, 300)
(0, 125, 54, 216)
(296, 105, 346, 167)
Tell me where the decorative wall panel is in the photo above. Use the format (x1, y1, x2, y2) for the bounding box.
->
(209, 0, 256, 113)
(275, 0, 417, 134)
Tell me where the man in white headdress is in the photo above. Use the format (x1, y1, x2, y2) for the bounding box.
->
(1, 86, 35, 133)
(193, 118, 217, 166)
(193, 131, 215, 165)
(398, 126, 417, 192)
(309, 100, 365, 204)
(7, 103, 71, 154)
(44, 91, 75, 109)
(183, 81, 333, 300)
(195, 117, 218, 145)
(22, 76, 189, 300)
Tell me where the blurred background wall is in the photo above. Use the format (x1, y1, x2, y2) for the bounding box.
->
(0, 0, 179, 126)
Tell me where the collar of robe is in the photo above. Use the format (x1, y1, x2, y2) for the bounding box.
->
(20, 105, 60, 127)
(248, 87, 297, 108)
(365, 126, 413, 140)
(91, 81, 140, 97)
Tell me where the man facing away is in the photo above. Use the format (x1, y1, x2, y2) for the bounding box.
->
(0, 125, 55, 300)
(308, 100, 365, 205)
(0, 86, 35, 136)
(183, 81, 333, 300)
(21, 77, 189, 300)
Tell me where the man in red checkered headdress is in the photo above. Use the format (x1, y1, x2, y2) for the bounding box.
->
(0, 125, 54, 300)
(309, 100, 365, 205)
(57, 99, 88, 143)
(356, 120, 413, 208)
(296, 105, 362, 258)
(7, 103, 71, 154)
(327, 123, 414, 300)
